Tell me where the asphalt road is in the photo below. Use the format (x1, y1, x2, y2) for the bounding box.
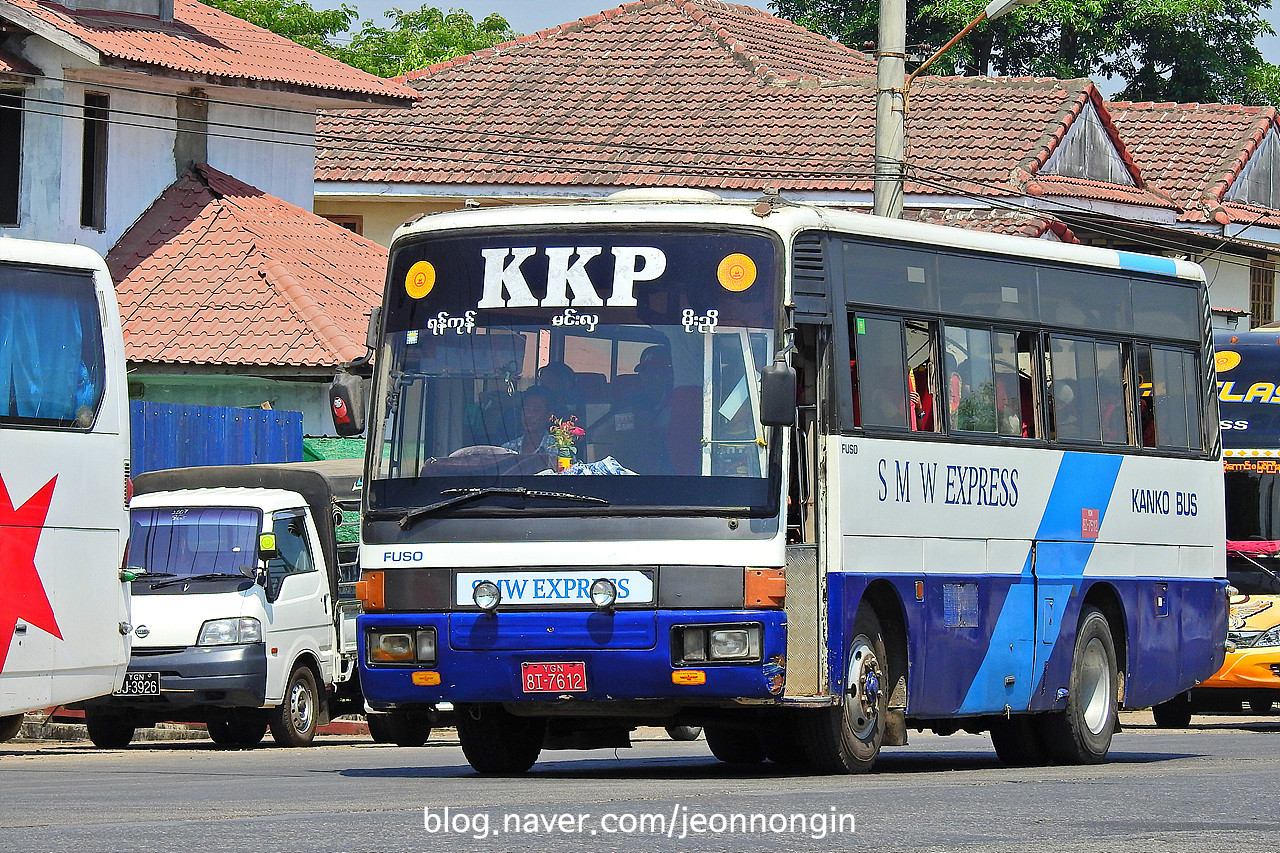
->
(3, 711, 1279, 853)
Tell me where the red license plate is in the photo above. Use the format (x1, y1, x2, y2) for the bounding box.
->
(521, 661, 587, 693)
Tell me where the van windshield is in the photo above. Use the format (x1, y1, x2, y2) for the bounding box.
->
(129, 507, 261, 578)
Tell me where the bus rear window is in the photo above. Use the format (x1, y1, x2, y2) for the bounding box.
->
(0, 263, 105, 428)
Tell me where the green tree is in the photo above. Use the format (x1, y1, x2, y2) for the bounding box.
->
(769, 0, 1279, 105)
(204, 0, 515, 77)
(334, 7, 517, 78)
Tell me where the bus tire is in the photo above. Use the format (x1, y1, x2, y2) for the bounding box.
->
(1152, 692, 1193, 728)
(1042, 606, 1117, 764)
(704, 727, 765, 764)
(269, 665, 319, 747)
(797, 605, 887, 774)
(208, 710, 268, 747)
(368, 711, 431, 747)
(456, 703, 543, 774)
(759, 716, 806, 766)
(664, 725, 702, 741)
(85, 710, 135, 749)
(990, 716, 1048, 766)
(1249, 699, 1273, 714)
(0, 714, 23, 742)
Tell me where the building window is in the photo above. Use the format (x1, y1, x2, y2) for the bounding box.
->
(323, 214, 364, 235)
(1251, 259, 1275, 326)
(0, 90, 21, 226)
(80, 93, 108, 230)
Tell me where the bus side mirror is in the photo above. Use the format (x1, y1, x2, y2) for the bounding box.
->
(329, 370, 366, 437)
(760, 361, 797, 427)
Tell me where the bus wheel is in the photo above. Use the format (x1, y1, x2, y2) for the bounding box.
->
(1043, 606, 1117, 764)
(1249, 699, 1273, 714)
(85, 710, 135, 749)
(270, 665, 319, 747)
(760, 715, 806, 766)
(456, 704, 544, 774)
(797, 605, 887, 774)
(0, 714, 23, 742)
(990, 716, 1048, 766)
(704, 727, 765, 764)
(368, 711, 431, 747)
(208, 710, 268, 747)
(1152, 692, 1193, 728)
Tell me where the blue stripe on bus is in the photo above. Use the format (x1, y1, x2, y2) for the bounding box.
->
(957, 452, 1123, 713)
(1116, 251, 1178, 277)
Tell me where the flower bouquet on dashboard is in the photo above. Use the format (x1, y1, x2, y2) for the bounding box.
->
(548, 415, 585, 471)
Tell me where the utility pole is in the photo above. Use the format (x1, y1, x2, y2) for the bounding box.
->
(873, 0, 906, 219)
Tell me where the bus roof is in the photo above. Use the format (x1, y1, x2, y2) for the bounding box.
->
(392, 194, 1206, 285)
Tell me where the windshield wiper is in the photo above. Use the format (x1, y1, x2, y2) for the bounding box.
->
(398, 486, 609, 529)
(131, 571, 175, 578)
(149, 572, 249, 589)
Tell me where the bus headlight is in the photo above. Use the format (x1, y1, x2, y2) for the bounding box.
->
(368, 631, 414, 664)
(197, 617, 261, 646)
(673, 625, 762, 664)
(415, 628, 438, 665)
(472, 580, 501, 612)
(709, 628, 754, 660)
(590, 578, 617, 610)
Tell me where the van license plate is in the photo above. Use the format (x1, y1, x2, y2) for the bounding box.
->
(114, 672, 161, 696)
(521, 662, 586, 693)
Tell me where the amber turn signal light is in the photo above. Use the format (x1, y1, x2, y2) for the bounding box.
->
(355, 570, 386, 611)
(744, 568, 785, 608)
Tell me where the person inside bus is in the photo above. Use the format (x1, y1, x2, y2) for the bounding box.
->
(501, 386, 563, 457)
(536, 362, 580, 418)
(592, 345, 677, 472)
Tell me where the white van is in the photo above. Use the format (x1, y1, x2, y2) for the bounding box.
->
(0, 238, 131, 742)
(72, 460, 374, 747)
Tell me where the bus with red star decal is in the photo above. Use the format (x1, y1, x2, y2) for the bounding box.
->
(0, 237, 131, 740)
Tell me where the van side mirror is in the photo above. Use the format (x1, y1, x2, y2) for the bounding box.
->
(329, 370, 366, 437)
(759, 360, 797, 427)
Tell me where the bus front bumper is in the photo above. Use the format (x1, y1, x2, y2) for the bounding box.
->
(358, 610, 788, 708)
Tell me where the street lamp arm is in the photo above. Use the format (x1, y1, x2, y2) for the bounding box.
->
(905, 11, 986, 88)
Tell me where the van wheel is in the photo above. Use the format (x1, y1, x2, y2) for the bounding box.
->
(270, 666, 319, 747)
(86, 710, 135, 749)
(208, 710, 268, 747)
(368, 711, 431, 747)
(1042, 606, 1118, 764)
(1152, 692, 1193, 728)
(797, 605, 887, 773)
(704, 727, 765, 764)
(0, 714, 23, 742)
(456, 703, 544, 774)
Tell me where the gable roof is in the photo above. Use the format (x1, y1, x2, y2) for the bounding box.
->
(109, 164, 384, 367)
(0, 0, 416, 105)
(317, 3, 1166, 212)
(1107, 101, 1280, 225)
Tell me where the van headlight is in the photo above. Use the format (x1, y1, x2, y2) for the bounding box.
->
(197, 617, 262, 646)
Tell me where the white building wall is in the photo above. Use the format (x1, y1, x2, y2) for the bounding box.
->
(1200, 255, 1251, 325)
(206, 102, 315, 209)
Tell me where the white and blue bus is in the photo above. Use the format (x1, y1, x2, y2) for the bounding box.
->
(337, 191, 1227, 773)
(0, 238, 132, 741)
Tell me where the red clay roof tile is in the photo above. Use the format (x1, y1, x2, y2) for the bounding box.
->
(1108, 100, 1280, 224)
(108, 164, 385, 367)
(0, 0, 416, 103)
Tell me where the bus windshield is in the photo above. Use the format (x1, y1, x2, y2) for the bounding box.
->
(371, 228, 781, 515)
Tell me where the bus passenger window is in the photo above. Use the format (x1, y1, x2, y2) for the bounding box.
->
(1135, 344, 1157, 447)
(906, 319, 938, 431)
(945, 325, 996, 433)
(850, 314, 909, 429)
(1096, 342, 1127, 445)
(1151, 345, 1199, 449)
(1048, 336, 1101, 443)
